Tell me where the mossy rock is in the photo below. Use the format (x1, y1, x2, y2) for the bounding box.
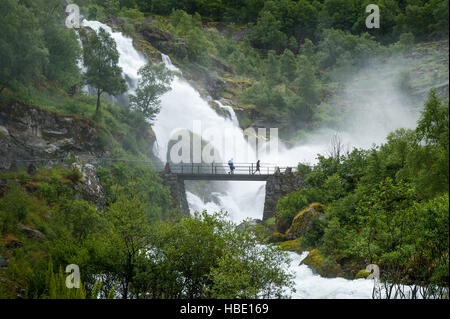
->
(355, 269, 371, 279)
(268, 232, 286, 243)
(278, 238, 303, 253)
(285, 203, 325, 240)
(301, 248, 342, 278)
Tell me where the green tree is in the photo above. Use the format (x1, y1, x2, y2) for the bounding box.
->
(410, 194, 449, 294)
(0, 0, 48, 93)
(129, 63, 174, 122)
(322, 217, 347, 254)
(83, 27, 127, 118)
(208, 224, 294, 298)
(247, 11, 287, 52)
(265, 50, 280, 85)
(280, 49, 297, 82)
(290, 55, 321, 123)
(43, 23, 81, 90)
(103, 193, 152, 299)
(409, 89, 449, 197)
(0, 184, 31, 234)
(133, 211, 294, 299)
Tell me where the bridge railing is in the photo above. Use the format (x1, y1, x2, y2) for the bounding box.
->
(12, 158, 297, 176)
(158, 163, 296, 175)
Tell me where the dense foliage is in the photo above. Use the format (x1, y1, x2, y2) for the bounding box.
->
(0, 163, 294, 298)
(102, 0, 449, 43)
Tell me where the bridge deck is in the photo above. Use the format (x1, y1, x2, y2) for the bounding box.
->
(163, 163, 294, 181)
(177, 173, 270, 181)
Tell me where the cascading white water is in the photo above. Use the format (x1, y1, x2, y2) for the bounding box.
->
(215, 100, 239, 126)
(286, 252, 375, 298)
(78, 19, 421, 299)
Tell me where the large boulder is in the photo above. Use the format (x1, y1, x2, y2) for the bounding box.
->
(285, 203, 325, 240)
(20, 225, 44, 240)
(300, 248, 342, 278)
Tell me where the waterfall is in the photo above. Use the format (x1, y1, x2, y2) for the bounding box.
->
(214, 99, 239, 126)
(77, 19, 418, 299)
(161, 53, 181, 73)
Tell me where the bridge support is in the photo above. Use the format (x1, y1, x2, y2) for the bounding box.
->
(158, 163, 190, 216)
(263, 168, 305, 220)
(159, 163, 305, 220)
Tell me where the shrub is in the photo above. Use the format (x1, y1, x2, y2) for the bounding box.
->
(301, 215, 326, 249)
(119, 8, 145, 22)
(0, 184, 31, 233)
(65, 167, 82, 184)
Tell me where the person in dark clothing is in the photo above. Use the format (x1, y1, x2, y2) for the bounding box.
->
(253, 160, 260, 175)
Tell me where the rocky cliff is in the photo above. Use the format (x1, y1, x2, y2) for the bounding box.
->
(0, 102, 108, 171)
(0, 102, 110, 208)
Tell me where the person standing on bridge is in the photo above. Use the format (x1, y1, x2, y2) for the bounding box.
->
(253, 160, 261, 175)
(228, 158, 235, 174)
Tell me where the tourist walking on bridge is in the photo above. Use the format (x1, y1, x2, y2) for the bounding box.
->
(253, 160, 261, 175)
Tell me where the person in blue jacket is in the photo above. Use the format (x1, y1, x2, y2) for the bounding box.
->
(228, 158, 235, 174)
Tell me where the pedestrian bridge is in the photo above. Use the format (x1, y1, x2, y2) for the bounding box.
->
(159, 163, 294, 181)
(13, 158, 301, 220)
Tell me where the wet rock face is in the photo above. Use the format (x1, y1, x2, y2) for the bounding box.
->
(139, 25, 188, 60)
(72, 163, 106, 209)
(0, 102, 105, 170)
